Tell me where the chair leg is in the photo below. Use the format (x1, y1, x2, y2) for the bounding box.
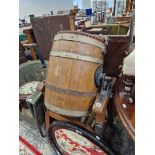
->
(45, 111, 50, 131)
(34, 104, 44, 137)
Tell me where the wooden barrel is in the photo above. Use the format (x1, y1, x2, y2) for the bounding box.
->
(45, 31, 106, 117)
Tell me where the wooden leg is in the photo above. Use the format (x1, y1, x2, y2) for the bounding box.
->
(45, 111, 50, 130)
(47, 111, 94, 132)
(34, 103, 44, 137)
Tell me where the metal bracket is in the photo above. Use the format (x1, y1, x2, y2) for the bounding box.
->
(95, 123, 103, 138)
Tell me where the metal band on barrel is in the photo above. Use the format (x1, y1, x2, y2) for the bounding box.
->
(45, 102, 88, 117)
(50, 51, 103, 64)
(45, 83, 96, 97)
(54, 33, 106, 51)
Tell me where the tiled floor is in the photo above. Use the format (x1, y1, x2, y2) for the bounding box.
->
(19, 111, 56, 155)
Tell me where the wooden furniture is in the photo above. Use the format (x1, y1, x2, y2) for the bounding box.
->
(36, 80, 94, 132)
(45, 31, 106, 117)
(19, 61, 47, 136)
(105, 77, 135, 155)
(42, 77, 116, 137)
(45, 110, 93, 133)
(35, 75, 115, 136)
(114, 77, 135, 141)
(92, 77, 116, 136)
(23, 28, 38, 60)
(31, 15, 71, 60)
(19, 60, 47, 87)
(82, 24, 130, 77)
(107, 49, 135, 154)
(26, 90, 45, 137)
(113, 16, 131, 24)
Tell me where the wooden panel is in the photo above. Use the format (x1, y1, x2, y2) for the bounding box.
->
(82, 25, 130, 76)
(45, 110, 94, 132)
(104, 37, 129, 76)
(31, 15, 71, 60)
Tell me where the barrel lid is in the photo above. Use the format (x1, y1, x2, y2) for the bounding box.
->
(57, 30, 105, 43)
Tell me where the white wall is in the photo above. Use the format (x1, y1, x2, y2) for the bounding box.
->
(19, 0, 73, 21)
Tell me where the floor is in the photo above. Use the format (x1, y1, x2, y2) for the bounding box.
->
(19, 109, 56, 155)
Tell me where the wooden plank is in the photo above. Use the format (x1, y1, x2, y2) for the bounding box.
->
(47, 110, 94, 132)
(31, 15, 71, 60)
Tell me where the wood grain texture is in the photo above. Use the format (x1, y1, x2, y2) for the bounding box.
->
(45, 32, 105, 117)
(45, 110, 93, 132)
(104, 37, 129, 76)
(31, 15, 71, 60)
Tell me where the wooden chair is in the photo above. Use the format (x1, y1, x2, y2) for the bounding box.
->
(19, 61, 47, 137)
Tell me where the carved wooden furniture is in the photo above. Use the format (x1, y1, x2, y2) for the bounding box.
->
(82, 24, 130, 77)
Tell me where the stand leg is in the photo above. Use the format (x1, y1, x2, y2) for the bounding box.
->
(45, 111, 50, 130)
(34, 104, 44, 137)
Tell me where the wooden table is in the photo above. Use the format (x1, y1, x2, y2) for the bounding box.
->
(114, 78, 135, 141)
